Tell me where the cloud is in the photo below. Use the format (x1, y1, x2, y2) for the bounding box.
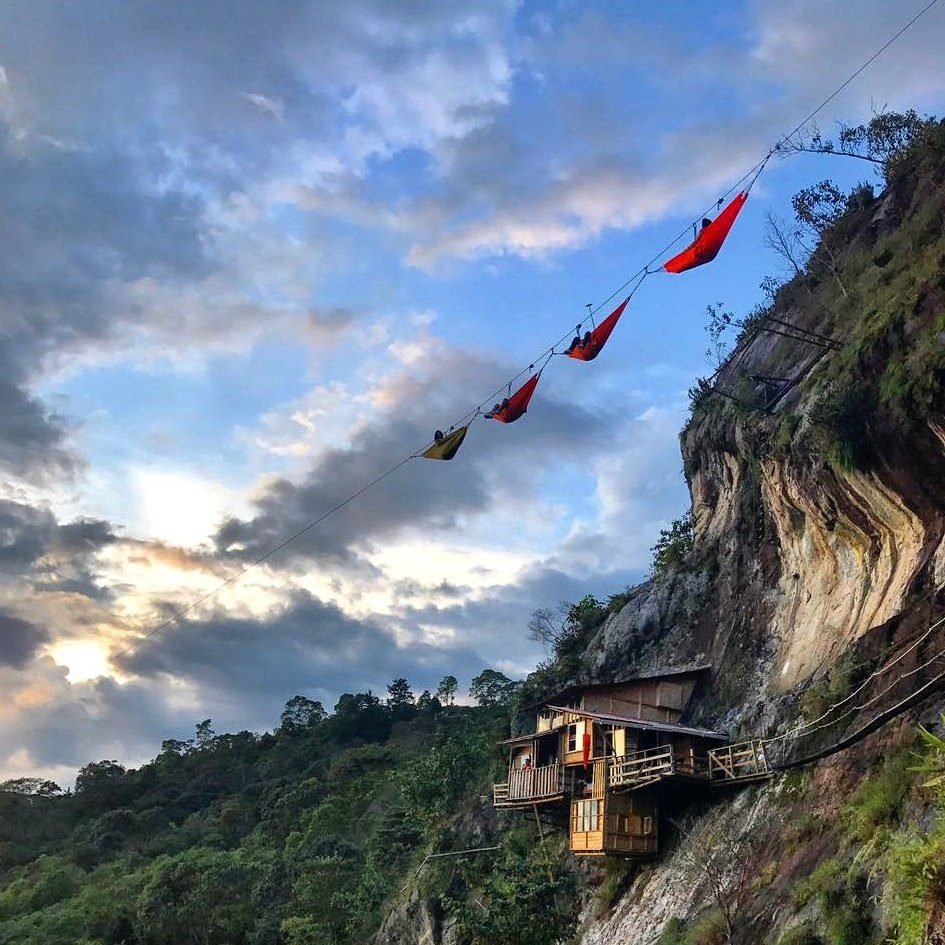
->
(280, 1, 945, 267)
(118, 589, 484, 709)
(0, 659, 191, 778)
(0, 611, 49, 668)
(242, 92, 285, 121)
(0, 500, 116, 592)
(212, 335, 612, 570)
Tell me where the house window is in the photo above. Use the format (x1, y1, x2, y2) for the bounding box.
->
(573, 799, 601, 832)
(567, 724, 578, 753)
(643, 816, 653, 835)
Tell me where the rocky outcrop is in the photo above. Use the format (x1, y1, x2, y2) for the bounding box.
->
(377, 125, 945, 945)
(568, 128, 945, 945)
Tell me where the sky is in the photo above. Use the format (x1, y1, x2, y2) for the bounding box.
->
(2, 0, 945, 786)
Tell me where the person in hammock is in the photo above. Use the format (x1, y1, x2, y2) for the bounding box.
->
(566, 330, 593, 354)
(434, 429, 444, 442)
(485, 397, 510, 420)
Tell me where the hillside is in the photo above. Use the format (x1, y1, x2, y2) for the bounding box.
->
(0, 694, 511, 945)
(4, 117, 945, 945)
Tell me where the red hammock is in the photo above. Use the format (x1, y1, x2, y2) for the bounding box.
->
(566, 297, 630, 362)
(487, 373, 541, 424)
(664, 191, 749, 274)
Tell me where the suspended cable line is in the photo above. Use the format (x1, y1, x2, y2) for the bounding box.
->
(780, 634, 945, 742)
(775, 608, 945, 739)
(113, 455, 416, 659)
(113, 0, 940, 658)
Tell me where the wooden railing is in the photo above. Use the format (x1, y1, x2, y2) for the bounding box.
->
(494, 763, 567, 806)
(609, 745, 674, 788)
(672, 745, 709, 777)
(708, 739, 770, 781)
(511, 763, 563, 799)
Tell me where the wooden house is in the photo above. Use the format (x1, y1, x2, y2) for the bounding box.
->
(493, 666, 766, 857)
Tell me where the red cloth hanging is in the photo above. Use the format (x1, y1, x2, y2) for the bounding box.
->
(663, 191, 749, 274)
(582, 731, 592, 769)
(566, 297, 630, 362)
(487, 373, 541, 424)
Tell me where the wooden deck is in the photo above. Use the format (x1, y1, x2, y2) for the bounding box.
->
(496, 741, 772, 811)
(493, 763, 575, 808)
(708, 739, 771, 782)
(608, 740, 771, 791)
(609, 745, 674, 789)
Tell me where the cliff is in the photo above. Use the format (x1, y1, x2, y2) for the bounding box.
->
(381, 121, 945, 945)
(577, 120, 945, 945)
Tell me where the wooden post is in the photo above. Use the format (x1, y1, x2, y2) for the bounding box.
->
(534, 803, 562, 916)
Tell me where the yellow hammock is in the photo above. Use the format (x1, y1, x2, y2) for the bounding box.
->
(421, 426, 468, 461)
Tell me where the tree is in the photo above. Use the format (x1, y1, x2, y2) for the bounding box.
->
(330, 690, 390, 742)
(279, 695, 326, 733)
(527, 603, 570, 654)
(469, 669, 519, 707)
(673, 814, 764, 945)
(135, 848, 256, 945)
(0, 777, 62, 797)
(528, 596, 608, 671)
(651, 512, 695, 576)
(702, 302, 743, 369)
(386, 677, 414, 707)
(792, 179, 847, 234)
(436, 674, 458, 706)
(416, 690, 442, 713)
(194, 718, 216, 748)
(763, 211, 805, 278)
(781, 108, 932, 180)
(75, 760, 126, 793)
(386, 677, 416, 722)
(791, 179, 853, 296)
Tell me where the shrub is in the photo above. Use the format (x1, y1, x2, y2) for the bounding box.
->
(651, 512, 695, 576)
(808, 383, 874, 471)
(841, 749, 915, 843)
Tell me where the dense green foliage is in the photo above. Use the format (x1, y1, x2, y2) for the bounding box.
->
(0, 686, 514, 945)
(426, 825, 579, 945)
(651, 512, 695, 576)
(688, 112, 945, 476)
(883, 721, 945, 945)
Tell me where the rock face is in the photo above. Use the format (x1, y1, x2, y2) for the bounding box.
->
(566, 128, 945, 944)
(374, 895, 455, 945)
(377, 126, 945, 945)
(583, 138, 945, 713)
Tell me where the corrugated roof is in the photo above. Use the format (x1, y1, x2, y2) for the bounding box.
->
(521, 664, 712, 712)
(498, 732, 551, 746)
(546, 705, 727, 741)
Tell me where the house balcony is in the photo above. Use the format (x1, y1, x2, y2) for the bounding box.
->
(708, 739, 771, 782)
(493, 763, 575, 808)
(608, 744, 711, 790)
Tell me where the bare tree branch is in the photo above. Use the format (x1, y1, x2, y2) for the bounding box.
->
(763, 211, 805, 278)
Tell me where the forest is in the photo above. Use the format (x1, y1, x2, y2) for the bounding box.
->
(0, 671, 515, 945)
